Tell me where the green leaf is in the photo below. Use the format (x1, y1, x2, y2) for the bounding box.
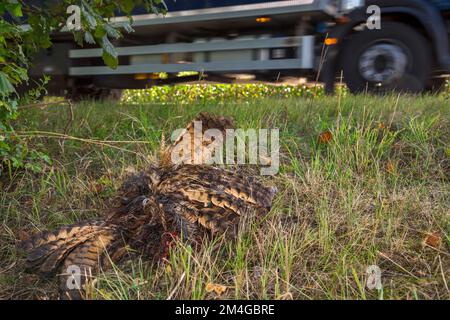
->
(94, 25, 106, 39)
(6, 1, 22, 17)
(82, 6, 97, 29)
(84, 31, 95, 44)
(73, 31, 84, 46)
(101, 36, 118, 69)
(104, 24, 121, 40)
(122, 21, 135, 33)
(41, 153, 52, 165)
(101, 3, 117, 17)
(0, 72, 15, 96)
(118, 0, 135, 14)
(102, 50, 118, 69)
(0, 140, 11, 152)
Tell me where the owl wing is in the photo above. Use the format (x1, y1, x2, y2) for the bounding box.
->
(157, 165, 277, 236)
(18, 220, 125, 299)
(59, 229, 125, 300)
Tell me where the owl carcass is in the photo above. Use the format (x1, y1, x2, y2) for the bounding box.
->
(18, 113, 277, 299)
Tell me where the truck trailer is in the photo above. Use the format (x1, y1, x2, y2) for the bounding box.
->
(29, 0, 450, 99)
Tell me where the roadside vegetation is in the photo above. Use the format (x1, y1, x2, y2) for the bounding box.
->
(0, 86, 448, 299)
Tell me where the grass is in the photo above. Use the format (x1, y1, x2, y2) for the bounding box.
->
(0, 90, 449, 300)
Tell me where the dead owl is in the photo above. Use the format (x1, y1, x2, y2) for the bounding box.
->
(18, 112, 277, 299)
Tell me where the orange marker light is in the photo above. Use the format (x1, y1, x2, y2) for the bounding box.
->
(134, 73, 148, 80)
(256, 17, 271, 23)
(324, 37, 338, 46)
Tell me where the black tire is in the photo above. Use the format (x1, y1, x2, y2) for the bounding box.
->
(340, 22, 432, 94)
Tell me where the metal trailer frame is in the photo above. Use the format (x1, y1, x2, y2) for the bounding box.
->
(69, 36, 315, 76)
(110, 0, 338, 27)
(68, 0, 337, 78)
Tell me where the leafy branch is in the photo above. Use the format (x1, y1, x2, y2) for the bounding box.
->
(0, 0, 164, 175)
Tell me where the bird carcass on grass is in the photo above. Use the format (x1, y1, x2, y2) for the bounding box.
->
(18, 113, 277, 299)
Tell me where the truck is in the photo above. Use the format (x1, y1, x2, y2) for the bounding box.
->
(30, 0, 450, 99)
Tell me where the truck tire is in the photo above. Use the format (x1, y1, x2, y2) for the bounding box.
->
(340, 22, 431, 94)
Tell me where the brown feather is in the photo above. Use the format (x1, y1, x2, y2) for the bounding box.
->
(21, 221, 109, 273)
(59, 230, 119, 300)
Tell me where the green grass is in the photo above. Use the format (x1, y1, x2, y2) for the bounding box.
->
(0, 91, 449, 300)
